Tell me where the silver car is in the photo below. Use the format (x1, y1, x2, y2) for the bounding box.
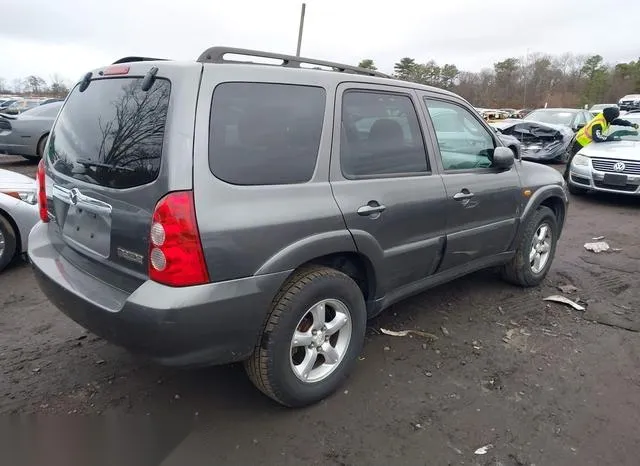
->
(568, 113, 640, 196)
(0, 168, 39, 272)
(0, 101, 62, 161)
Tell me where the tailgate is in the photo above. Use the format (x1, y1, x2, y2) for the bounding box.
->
(43, 61, 202, 287)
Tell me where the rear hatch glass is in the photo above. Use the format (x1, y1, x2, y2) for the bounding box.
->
(45, 75, 173, 285)
(48, 77, 170, 188)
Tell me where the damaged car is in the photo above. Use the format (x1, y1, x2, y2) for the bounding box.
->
(567, 113, 640, 196)
(523, 108, 593, 133)
(490, 119, 574, 163)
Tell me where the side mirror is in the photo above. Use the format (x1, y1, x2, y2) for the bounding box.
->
(493, 146, 515, 169)
(575, 123, 585, 131)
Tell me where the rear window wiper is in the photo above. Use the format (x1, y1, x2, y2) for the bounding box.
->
(75, 158, 135, 172)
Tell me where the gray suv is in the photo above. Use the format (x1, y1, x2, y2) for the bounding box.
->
(28, 47, 568, 407)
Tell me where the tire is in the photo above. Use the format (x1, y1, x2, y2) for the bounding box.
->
(0, 214, 17, 273)
(29, 133, 49, 161)
(245, 266, 367, 407)
(502, 206, 558, 287)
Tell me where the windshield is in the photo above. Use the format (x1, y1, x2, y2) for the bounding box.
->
(590, 104, 615, 111)
(609, 116, 640, 141)
(524, 110, 575, 126)
(47, 77, 171, 189)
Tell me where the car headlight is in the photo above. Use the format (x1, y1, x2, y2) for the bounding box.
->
(1, 190, 37, 205)
(572, 154, 590, 167)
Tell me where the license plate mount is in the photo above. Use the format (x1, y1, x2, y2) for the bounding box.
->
(603, 173, 628, 187)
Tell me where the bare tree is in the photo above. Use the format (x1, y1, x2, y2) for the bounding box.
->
(24, 75, 48, 95)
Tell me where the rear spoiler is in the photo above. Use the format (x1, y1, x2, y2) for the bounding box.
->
(112, 56, 169, 64)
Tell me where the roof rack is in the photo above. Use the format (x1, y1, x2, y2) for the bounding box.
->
(112, 56, 169, 64)
(196, 46, 390, 78)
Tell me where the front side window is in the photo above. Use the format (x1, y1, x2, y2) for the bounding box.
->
(209, 82, 326, 186)
(425, 99, 496, 171)
(340, 91, 428, 177)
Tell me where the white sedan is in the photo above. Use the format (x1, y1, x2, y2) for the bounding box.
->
(0, 168, 40, 272)
(567, 114, 640, 196)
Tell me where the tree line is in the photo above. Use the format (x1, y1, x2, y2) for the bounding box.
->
(0, 75, 70, 97)
(358, 53, 640, 109)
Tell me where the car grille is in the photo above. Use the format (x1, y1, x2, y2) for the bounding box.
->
(0, 119, 11, 130)
(593, 180, 638, 192)
(591, 158, 640, 175)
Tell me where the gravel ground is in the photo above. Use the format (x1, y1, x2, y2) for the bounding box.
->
(1, 154, 639, 465)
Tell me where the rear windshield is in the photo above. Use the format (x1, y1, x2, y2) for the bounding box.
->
(47, 77, 171, 189)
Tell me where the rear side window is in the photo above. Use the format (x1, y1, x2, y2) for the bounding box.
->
(47, 77, 170, 189)
(340, 91, 428, 177)
(209, 83, 326, 185)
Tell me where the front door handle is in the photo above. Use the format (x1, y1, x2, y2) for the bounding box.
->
(453, 190, 474, 200)
(357, 202, 386, 216)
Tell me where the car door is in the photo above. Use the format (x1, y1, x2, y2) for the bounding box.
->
(330, 84, 448, 295)
(419, 94, 522, 271)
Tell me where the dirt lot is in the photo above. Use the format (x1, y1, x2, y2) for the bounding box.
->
(1, 154, 639, 465)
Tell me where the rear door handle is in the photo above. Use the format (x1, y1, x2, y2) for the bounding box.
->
(453, 190, 474, 200)
(357, 203, 386, 216)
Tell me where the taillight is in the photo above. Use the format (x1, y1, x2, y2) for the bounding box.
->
(37, 159, 49, 223)
(148, 191, 209, 287)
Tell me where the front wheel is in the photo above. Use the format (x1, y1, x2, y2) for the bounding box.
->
(245, 266, 367, 407)
(0, 214, 17, 273)
(502, 206, 558, 287)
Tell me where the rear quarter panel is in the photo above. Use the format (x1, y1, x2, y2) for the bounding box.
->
(193, 65, 354, 283)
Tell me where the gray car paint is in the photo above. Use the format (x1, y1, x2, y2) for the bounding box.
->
(29, 59, 568, 367)
(0, 102, 62, 158)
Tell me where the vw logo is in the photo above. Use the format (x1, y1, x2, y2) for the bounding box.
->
(613, 162, 626, 172)
(69, 188, 80, 205)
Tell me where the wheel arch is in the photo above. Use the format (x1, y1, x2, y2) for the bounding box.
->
(512, 186, 568, 249)
(0, 208, 21, 258)
(36, 132, 50, 156)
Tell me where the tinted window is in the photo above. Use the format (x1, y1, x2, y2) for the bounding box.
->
(425, 99, 496, 171)
(340, 91, 428, 177)
(47, 78, 170, 189)
(209, 83, 325, 185)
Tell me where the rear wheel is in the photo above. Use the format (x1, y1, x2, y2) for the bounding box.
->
(0, 214, 17, 273)
(502, 206, 558, 287)
(22, 133, 49, 162)
(245, 266, 367, 407)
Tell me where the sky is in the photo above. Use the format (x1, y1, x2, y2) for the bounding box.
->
(2, 0, 639, 86)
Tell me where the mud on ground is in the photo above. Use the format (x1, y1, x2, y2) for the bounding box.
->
(1, 154, 639, 465)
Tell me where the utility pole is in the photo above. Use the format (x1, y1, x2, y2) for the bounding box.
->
(522, 48, 529, 109)
(296, 3, 306, 57)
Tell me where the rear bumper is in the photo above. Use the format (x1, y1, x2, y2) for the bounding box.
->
(28, 222, 291, 367)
